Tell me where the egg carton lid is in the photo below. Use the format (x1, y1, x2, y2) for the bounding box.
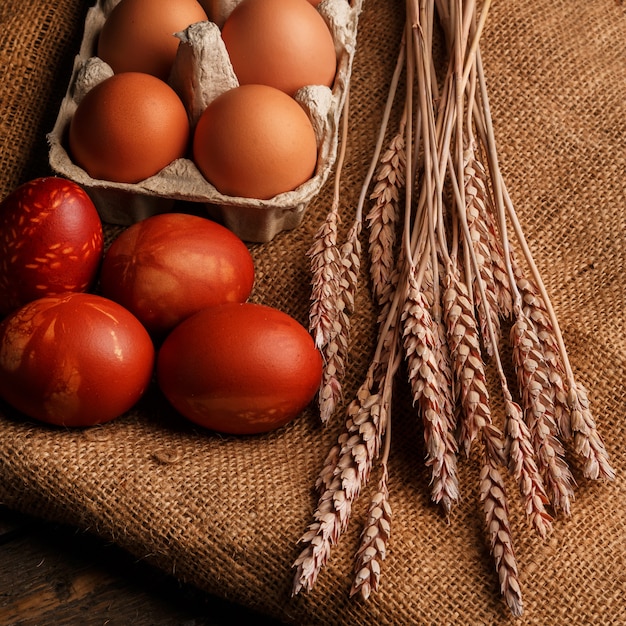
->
(47, 0, 363, 242)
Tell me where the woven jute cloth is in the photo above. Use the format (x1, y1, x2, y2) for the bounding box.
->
(1, 1, 625, 624)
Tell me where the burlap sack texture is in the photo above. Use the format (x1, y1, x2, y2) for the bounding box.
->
(1, 0, 624, 624)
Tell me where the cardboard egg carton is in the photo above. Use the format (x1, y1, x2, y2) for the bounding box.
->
(47, 0, 362, 242)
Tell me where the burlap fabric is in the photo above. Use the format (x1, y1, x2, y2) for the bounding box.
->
(1, 1, 625, 623)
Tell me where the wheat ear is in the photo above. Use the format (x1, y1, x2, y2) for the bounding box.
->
(291, 367, 378, 595)
(513, 268, 614, 482)
(480, 430, 524, 618)
(504, 194, 615, 481)
(307, 207, 350, 425)
(502, 386, 553, 539)
(348, 329, 400, 599)
(509, 304, 576, 515)
(442, 267, 490, 457)
(402, 265, 460, 513)
(512, 270, 571, 440)
(567, 383, 616, 481)
(449, 146, 554, 539)
(340, 220, 362, 316)
(463, 138, 504, 356)
(294, 220, 407, 593)
(350, 419, 392, 600)
(367, 125, 406, 305)
(515, 265, 615, 482)
(442, 259, 524, 613)
(421, 261, 459, 439)
(442, 261, 524, 614)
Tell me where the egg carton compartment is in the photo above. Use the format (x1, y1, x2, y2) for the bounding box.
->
(47, 0, 362, 242)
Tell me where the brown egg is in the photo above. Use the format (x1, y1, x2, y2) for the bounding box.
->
(221, 0, 337, 96)
(69, 72, 190, 184)
(97, 0, 208, 81)
(192, 84, 318, 199)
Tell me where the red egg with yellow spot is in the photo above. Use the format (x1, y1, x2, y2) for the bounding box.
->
(0, 293, 155, 427)
(0, 177, 104, 316)
(99, 213, 255, 337)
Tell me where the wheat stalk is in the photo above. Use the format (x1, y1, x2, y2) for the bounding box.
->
(450, 149, 550, 596)
(466, 90, 580, 512)
(469, 44, 615, 482)
(466, 139, 513, 318)
(307, 91, 355, 425)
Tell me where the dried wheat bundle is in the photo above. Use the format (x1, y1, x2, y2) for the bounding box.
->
(294, 0, 615, 616)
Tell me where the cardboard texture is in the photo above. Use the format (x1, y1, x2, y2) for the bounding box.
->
(47, 0, 361, 242)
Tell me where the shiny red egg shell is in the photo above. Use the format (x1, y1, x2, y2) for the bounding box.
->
(157, 302, 323, 435)
(0, 293, 155, 427)
(0, 177, 103, 315)
(99, 213, 255, 337)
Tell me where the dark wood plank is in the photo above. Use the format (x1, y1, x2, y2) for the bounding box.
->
(0, 507, 284, 625)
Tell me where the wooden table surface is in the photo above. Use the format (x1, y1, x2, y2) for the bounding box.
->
(0, 506, 285, 625)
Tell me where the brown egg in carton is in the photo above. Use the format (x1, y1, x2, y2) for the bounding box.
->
(47, 0, 362, 242)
